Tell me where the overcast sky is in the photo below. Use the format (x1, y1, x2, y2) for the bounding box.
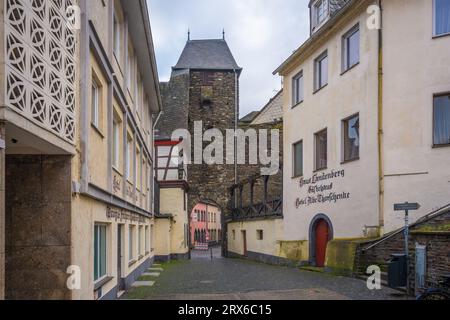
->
(147, 0, 310, 118)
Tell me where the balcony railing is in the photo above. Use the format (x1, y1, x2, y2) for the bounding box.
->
(228, 174, 283, 222)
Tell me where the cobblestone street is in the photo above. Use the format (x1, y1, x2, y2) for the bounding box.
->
(124, 248, 410, 300)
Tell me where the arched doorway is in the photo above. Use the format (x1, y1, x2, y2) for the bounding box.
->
(309, 214, 333, 267)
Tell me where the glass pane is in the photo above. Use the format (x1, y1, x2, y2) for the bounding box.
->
(129, 226, 133, 260)
(344, 115, 360, 160)
(435, 0, 450, 35)
(298, 76, 304, 102)
(94, 226, 99, 280)
(316, 131, 327, 169)
(348, 29, 360, 67)
(294, 142, 303, 177)
(434, 95, 450, 145)
(320, 56, 328, 87)
(100, 226, 106, 278)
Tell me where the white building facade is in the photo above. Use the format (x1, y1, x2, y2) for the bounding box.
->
(275, 0, 450, 266)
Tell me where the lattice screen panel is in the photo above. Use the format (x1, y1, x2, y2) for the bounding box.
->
(5, 0, 77, 143)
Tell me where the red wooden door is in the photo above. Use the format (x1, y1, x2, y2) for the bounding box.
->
(315, 220, 329, 267)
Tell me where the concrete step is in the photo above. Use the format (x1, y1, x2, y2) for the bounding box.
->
(132, 281, 155, 287)
(148, 267, 163, 272)
(117, 290, 125, 299)
(142, 272, 160, 277)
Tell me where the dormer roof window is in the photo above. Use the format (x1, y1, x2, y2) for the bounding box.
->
(312, 0, 330, 33)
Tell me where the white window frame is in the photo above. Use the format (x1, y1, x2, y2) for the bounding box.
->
(91, 78, 100, 129)
(145, 226, 149, 254)
(314, 128, 328, 171)
(433, 0, 450, 37)
(94, 224, 108, 282)
(292, 71, 304, 107)
(126, 134, 133, 181)
(138, 226, 143, 257)
(314, 51, 328, 91)
(314, 0, 329, 27)
(113, 11, 121, 61)
(112, 117, 120, 169)
(293, 140, 304, 178)
(342, 24, 360, 73)
(129, 225, 135, 262)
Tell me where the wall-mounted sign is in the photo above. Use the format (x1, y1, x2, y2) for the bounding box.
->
(106, 206, 146, 224)
(295, 169, 351, 208)
(394, 202, 420, 211)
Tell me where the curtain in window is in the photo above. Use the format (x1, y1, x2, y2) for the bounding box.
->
(434, 95, 450, 145)
(435, 0, 450, 35)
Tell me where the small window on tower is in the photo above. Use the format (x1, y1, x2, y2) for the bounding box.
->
(201, 86, 213, 107)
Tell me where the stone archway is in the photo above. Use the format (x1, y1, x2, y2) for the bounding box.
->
(308, 214, 334, 267)
(188, 197, 228, 257)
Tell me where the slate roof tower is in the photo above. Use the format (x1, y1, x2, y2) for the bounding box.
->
(156, 36, 242, 255)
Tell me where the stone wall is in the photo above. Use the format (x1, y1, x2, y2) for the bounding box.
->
(354, 210, 450, 294)
(5, 155, 72, 300)
(0, 123, 5, 299)
(187, 71, 238, 215)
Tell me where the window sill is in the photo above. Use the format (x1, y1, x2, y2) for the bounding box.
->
(313, 84, 328, 95)
(313, 167, 328, 173)
(91, 124, 105, 139)
(292, 100, 304, 109)
(94, 276, 113, 291)
(292, 174, 304, 180)
(128, 259, 137, 267)
(341, 157, 360, 165)
(432, 32, 450, 40)
(432, 143, 450, 149)
(341, 62, 360, 76)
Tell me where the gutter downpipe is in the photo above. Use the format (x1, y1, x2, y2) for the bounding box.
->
(377, 0, 385, 236)
(234, 69, 239, 186)
(152, 111, 163, 214)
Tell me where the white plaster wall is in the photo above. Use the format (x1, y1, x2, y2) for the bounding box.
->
(382, 0, 450, 231)
(283, 10, 380, 242)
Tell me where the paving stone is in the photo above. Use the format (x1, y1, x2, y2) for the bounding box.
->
(124, 247, 412, 300)
(148, 268, 163, 272)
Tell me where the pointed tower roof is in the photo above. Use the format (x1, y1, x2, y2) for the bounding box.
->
(173, 39, 242, 73)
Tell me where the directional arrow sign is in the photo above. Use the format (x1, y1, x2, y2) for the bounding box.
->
(394, 202, 421, 211)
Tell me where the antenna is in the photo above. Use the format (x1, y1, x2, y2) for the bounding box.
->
(188, 28, 191, 41)
(222, 29, 225, 40)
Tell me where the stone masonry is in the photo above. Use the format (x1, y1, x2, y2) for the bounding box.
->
(186, 70, 238, 215)
(5, 155, 72, 299)
(0, 123, 5, 299)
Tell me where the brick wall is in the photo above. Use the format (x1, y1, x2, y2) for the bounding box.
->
(5, 155, 72, 300)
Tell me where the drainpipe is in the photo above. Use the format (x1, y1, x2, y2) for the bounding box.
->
(234, 69, 239, 185)
(152, 111, 163, 214)
(377, 0, 385, 235)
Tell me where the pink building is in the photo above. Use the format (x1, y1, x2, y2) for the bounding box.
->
(190, 203, 222, 247)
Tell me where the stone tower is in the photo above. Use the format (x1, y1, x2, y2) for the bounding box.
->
(156, 37, 242, 220)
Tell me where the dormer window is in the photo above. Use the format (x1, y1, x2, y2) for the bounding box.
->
(312, 0, 329, 33)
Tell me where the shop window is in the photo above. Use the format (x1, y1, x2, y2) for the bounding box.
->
(94, 224, 107, 281)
